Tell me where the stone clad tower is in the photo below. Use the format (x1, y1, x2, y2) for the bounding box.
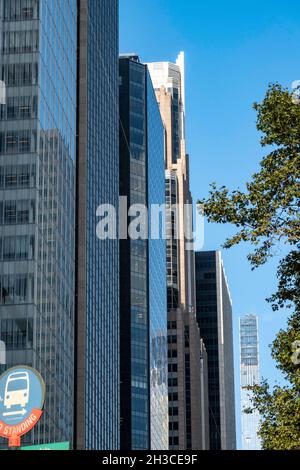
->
(148, 53, 209, 450)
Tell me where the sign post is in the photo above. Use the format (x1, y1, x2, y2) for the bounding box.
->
(0, 366, 45, 448)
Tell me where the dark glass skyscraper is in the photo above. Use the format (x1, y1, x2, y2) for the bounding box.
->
(119, 55, 168, 450)
(75, 0, 120, 450)
(195, 251, 236, 450)
(0, 0, 77, 445)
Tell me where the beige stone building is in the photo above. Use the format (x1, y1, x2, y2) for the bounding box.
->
(147, 53, 209, 450)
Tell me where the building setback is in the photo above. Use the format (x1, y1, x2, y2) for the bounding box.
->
(75, 0, 120, 450)
(148, 54, 209, 450)
(195, 251, 236, 450)
(0, 0, 77, 445)
(240, 314, 261, 450)
(119, 54, 168, 450)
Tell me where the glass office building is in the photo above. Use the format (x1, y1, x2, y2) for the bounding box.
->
(76, 0, 120, 450)
(195, 251, 236, 450)
(240, 314, 261, 450)
(147, 75, 168, 450)
(119, 55, 168, 450)
(0, 0, 77, 445)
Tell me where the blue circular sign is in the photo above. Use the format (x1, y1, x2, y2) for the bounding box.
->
(0, 366, 45, 427)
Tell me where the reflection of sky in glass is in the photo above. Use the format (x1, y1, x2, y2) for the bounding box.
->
(0, 0, 77, 446)
(147, 71, 168, 450)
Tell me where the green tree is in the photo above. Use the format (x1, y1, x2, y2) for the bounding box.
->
(247, 312, 300, 450)
(199, 83, 300, 450)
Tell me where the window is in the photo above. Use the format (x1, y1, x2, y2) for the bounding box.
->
(3, 0, 39, 21)
(1, 318, 32, 349)
(6, 133, 18, 152)
(168, 363, 178, 373)
(5, 171, 17, 187)
(19, 133, 30, 152)
(1, 96, 37, 121)
(169, 421, 179, 431)
(0, 164, 34, 189)
(168, 349, 178, 359)
(0, 130, 36, 154)
(0, 200, 34, 225)
(169, 436, 179, 446)
(168, 334, 177, 344)
(169, 392, 178, 402)
(168, 377, 178, 387)
(3, 238, 15, 260)
(4, 202, 16, 224)
(22, 6, 33, 19)
(169, 406, 178, 417)
(19, 170, 30, 187)
(15, 236, 29, 259)
(2, 30, 39, 54)
(1, 63, 38, 86)
(0, 274, 33, 305)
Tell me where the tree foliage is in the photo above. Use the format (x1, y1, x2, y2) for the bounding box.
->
(199, 84, 300, 449)
(247, 312, 300, 450)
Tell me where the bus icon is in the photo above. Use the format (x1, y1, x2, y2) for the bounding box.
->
(4, 372, 30, 409)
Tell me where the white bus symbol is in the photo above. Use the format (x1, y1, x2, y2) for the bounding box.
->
(4, 372, 30, 410)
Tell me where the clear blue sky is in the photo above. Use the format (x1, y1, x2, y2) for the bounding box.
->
(120, 0, 298, 449)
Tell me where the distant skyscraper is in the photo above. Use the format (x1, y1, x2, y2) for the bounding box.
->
(0, 0, 77, 445)
(75, 0, 120, 450)
(195, 251, 236, 450)
(119, 54, 168, 450)
(148, 54, 209, 450)
(240, 314, 261, 450)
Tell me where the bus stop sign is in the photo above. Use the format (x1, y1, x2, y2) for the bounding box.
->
(0, 366, 45, 447)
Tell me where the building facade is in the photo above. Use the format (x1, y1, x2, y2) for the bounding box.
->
(0, 0, 77, 445)
(240, 314, 261, 450)
(195, 251, 236, 450)
(119, 55, 168, 450)
(75, 0, 120, 450)
(147, 70, 169, 450)
(148, 54, 209, 450)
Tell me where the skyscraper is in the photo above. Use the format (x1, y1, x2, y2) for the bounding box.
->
(75, 0, 120, 450)
(240, 314, 261, 450)
(119, 54, 168, 450)
(195, 251, 236, 450)
(0, 0, 77, 445)
(148, 54, 209, 450)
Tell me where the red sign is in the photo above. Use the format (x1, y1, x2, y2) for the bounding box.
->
(0, 409, 43, 447)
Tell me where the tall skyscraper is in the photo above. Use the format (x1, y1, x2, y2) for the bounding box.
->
(119, 54, 168, 450)
(148, 53, 209, 450)
(75, 0, 120, 450)
(195, 251, 236, 450)
(0, 0, 77, 445)
(240, 314, 261, 450)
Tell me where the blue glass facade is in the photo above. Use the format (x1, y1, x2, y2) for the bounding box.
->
(76, 0, 120, 450)
(0, 0, 77, 445)
(240, 315, 261, 450)
(119, 57, 149, 450)
(119, 56, 168, 450)
(147, 73, 168, 450)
